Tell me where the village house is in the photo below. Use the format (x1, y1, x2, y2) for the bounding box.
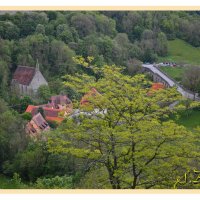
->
(25, 90, 105, 134)
(69, 88, 106, 119)
(48, 95, 73, 114)
(25, 94, 73, 124)
(80, 87, 101, 106)
(25, 112, 50, 137)
(147, 82, 165, 96)
(11, 60, 48, 96)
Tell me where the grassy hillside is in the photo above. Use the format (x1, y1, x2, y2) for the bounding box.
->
(159, 66, 185, 82)
(159, 39, 200, 130)
(173, 110, 200, 130)
(159, 39, 200, 65)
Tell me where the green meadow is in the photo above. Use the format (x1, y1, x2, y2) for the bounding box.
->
(159, 39, 200, 65)
(174, 110, 200, 130)
(159, 66, 185, 82)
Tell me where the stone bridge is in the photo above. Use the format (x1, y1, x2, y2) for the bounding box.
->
(142, 64, 200, 101)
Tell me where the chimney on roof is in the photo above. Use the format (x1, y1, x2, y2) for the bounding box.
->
(36, 59, 40, 71)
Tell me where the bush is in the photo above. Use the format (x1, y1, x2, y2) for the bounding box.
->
(35, 175, 73, 189)
(10, 173, 28, 189)
(21, 112, 32, 121)
(46, 120, 58, 129)
(37, 85, 51, 103)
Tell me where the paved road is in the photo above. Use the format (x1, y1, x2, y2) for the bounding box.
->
(142, 64, 199, 100)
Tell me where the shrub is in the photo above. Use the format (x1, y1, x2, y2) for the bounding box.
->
(35, 175, 73, 189)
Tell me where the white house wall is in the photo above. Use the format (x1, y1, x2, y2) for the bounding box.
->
(29, 71, 48, 93)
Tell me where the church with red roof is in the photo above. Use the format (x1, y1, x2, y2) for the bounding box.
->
(11, 60, 48, 96)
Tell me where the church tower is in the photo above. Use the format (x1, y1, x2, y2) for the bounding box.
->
(36, 59, 40, 72)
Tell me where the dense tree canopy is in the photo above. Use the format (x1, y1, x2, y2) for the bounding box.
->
(0, 11, 200, 189)
(48, 59, 200, 189)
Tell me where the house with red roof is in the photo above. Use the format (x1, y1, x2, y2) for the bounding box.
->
(11, 60, 48, 96)
(25, 105, 39, 116)
(25, 95, 73, 124)
(148, 82, 165, 96)
(25, 112, 50, 137)
(50, 95, 72, 107)
(80, 88, 100, 106)
(48, 95, 73, 114)
(43, 107, 65, 123)
(25, 105, 65, 124)
(151, 83, 165, 90)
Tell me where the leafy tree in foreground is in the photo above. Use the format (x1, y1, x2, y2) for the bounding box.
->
(48, 59, 200, 189)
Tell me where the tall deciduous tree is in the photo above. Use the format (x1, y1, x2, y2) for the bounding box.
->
(48, 57, 200, 189)
(70, 13, 96, 38)
(49, 40, 76, 75)
(156, 32, 168, 56)
(95, 14, 117, 37)
(182, 66, 200, 100)
(0, 60, 9, 98)
(37, 85, 51, 103)
(0, 100, 28, 168)
(126, 58, 142, 76)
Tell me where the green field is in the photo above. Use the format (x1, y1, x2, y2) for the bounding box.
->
(173, 110, 200, 129)
(159, 39, 200, 65)
(158, 39, 200, 82)
(159, 66, 185, 82)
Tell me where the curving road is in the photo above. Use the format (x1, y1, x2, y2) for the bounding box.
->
(142, 64, 199, 101)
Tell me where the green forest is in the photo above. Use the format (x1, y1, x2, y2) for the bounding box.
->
(0, 11, 200, 189)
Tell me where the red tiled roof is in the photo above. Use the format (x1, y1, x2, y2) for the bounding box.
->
(13, 66, 36, 86)
(50, 95, 72, 106)
(26, 113, 50, 136)
(26, 105, 66, 122)
(25, 105, 39, 116)
(25, 96, 72, 123)
(147, 83, 165, 96)
(151, 83, 165, 90)
(46, 116, 64, 123)
(32, 113, 49, 128)
(43, 107, 61, 117)
(43, 107, 61, 111)
(80, 88, 100, 105)
(26, 105, 35, 113)
(44, 107, 65, 123)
